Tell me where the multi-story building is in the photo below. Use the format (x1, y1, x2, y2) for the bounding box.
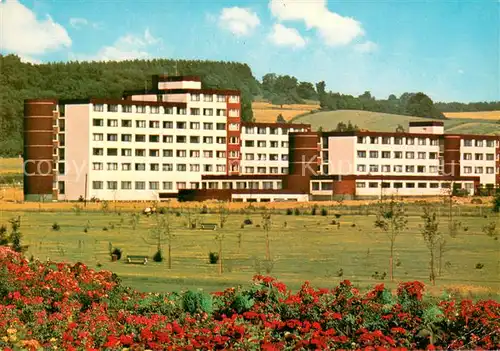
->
(23, 75, 310, 202)
(23, 75, 500, 202)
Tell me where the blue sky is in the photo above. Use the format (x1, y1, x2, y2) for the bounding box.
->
(1, 0, 498, 102)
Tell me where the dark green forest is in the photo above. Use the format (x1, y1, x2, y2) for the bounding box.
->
(1, 54, 498, 157)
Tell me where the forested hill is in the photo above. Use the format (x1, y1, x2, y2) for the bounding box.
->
(0, 54, 260, 157)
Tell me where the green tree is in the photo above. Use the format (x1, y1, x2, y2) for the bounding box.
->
(276, 114, 286, 123)
(420, 205, 440, 285)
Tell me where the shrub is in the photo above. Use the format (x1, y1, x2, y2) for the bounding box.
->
(294, 208, 300, 216)
(182, 290, 213, 315)
(286, 208, 293, 215)
(471, 198, 483, 204)
(158, 207, 167, 214)
(153, 249, 163, 262)
(0, 225, 7, 236)
(208, 252, 219, 264)
(200, 206, 209, 214)
(243, 218, 253, 225)
(111, 248, 122, 260)
(334, 214, 342, 219)
(102, 227, 108, 231)
(475, 263, 484, 269)
(176, 212, 181, 217)
(321, 208, 328, 216)
(52, 222, 61, 231)
(311, 206, 317, 215)
(493, 193, 500, 212)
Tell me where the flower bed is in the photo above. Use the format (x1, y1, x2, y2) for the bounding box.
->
(0, 247, 498, 350)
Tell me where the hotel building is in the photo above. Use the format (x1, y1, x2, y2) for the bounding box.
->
(24, 75, 499, 202)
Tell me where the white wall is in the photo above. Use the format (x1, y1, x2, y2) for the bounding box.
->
(158, 81, 202, 90)
(460, 139, 496, 185)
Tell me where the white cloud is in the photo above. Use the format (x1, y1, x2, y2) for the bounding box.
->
(268, 24, 306, 48)
(0, 0, 71, 55)
(19, 55, 42, 64)
(72, 29, 161, 61)
(354, 41, 378, 53)
(269, 0, 364, 46)
(69, 17, 101, 30)
(457, 69, 464, 74)
(219, 7, 260, 36)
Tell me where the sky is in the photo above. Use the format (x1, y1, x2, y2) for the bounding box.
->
(0, 0, 498, 103)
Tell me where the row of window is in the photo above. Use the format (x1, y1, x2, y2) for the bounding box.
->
(357, 164, 437, 173)
(91, 136, 239, 150)
(93, 119, 230, 130)
(462, 153, 496, 161)
(355, 181, 473, 190)
(243, 153, 288, 161)
(243, 167, 288, 174)
(244, 140, 288, 148)
(358, 150, 439, 160)
(92, 162, 227, 172)
(463, 139, 496, 147)
(93, 149, 233, 158)
(357, 136, 439, 146)
(189, 94, 239, 103)
(91, 179, 281, 191)
(244, 126, 305, 135)
(463, 166, 495, 174)
(93, 104, 239, 117)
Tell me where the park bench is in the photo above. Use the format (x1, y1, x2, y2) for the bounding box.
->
(200, 223, 217, 230)
(126, 255, 148, 264)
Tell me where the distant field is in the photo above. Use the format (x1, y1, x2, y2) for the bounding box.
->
(292, 110, 500, 135)
(0, 158, 22, 174)
(444, 111, 500, 120)
(252, 101, 320, 123)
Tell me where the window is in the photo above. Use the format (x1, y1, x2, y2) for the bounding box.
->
(177, 164, 187, 172)
(245, 167, 254, 173)
(149, 135, 160, 143)
(281, 167, 288, 174)
(136, 120, 146, 128)
(245, 154, 254, 161)
(203, 109, 213, 116)
(381, 151, 391, 159)
(418, 138, 426, 145)
(216, 109, 226, 117)
(257, 167, 266, 174)
(258, 127, 267, 135)
(441, 183, 451, 189)
(230, 151, 240, 158)
(107, 181, 118, 190)
(430, 183, 439, 188)
(382, 137, 391, 145)
(135, 134, 146, 142)
(369, 137, 378, 144)
(203, 122, 213, 130)
(356, 182, 366, 188)
(93, 148, 104, 156)
(406, 152, 414, 159)
(93, 133, 104, 141)
(107, 104, 118, 112)
(191, 94, 200, 102)
(475, 153, 483, 161)
(92, 162, 103, 170)
(270, 141, 279, 148)
(162, 121, 173, 129)
(178, 108, 186, 115)
(257, 154, 266, 161)
(203, 150, 213, 158)
(92, 181, 103, 189)
(190, 164, 200, 172)
(107, 148, 118, 156)
(486, 140, 495, 147)
(135, 163, 146, 171)
(177, 150, 187, 158)
(136, 105, 146, 113)
(122, 163, 131, 171)
(93, 104, 104, 112)
(174, 122, 185, 130)
(486, 153, 494, 160)
(121, 148, 132, 156)
(405, 183, 415, 188)
(177, 182, 187, 190)
(107, 134, 118, 142)
(190, 108, 200, 115)
(429, 152, 438, 159)
(369, 182, 378, 188)
(122, 105, 132, 113)
(121, 120, 132, 128)
(417, 166, 426, 173)
(149, 182, 159, 190)
(475, 167, 483, 174)
(107, 162, 118, 171)
(357, 136, 365, 144)
(190, 122, 200, 130)
(394, 182, 403, 189)
(463, 166, 472, 174)
(418, 152, 426, 159)
(121, 181, 132, 190)
(405, 165, 415, 173)
(161, 149, 172, 157)
(257, 141, 266, 148)
(188, 136, 199, 144)
(203, 136, 213, 144)
(121, 134, 132, 142)
(357, 165, 366, 172)
(107, 119, 118, 127)
(203, 164, 213, 172)
(245, 140, 254, 147)
(190, 150, 200, 158)
(216, 137, 226, 144)
(394, 137, 402, 145)
(92, 118, 104, 127)
(475, 140, 483, 147)
(149, 121, 160, 129)
(464, 139, 472, 147)
(135, 181, 146, 190)
(406, 137, 414, 145)
(430, 139, 439, 146)
(393, 165, 403, 173)
(369, 165, 379, 172)
(418, 183, 427, 188)
(217, 94, 226, 102)
(382, 165, 390, 172)
(229, 137, 239, 144)
(151, 106, 160, 114)
(203, 94, 213, 102)
(263, 182, 273, 190)
(163, 182, 173, 190)
(282, 141, 289, 148)
(463, 153, 472, 160)
(216, 123, 226, 130)
(429, 166, 438, 173)
(487, 167, 495, 174)
(162, 163, 173, 171)
(394, 151, 402, 159)
(149, 149, 159, 157)
(163, 135, 173, 143)
(135, 149, 145, 157)
(357, 151, 366, 158)
(369, 151, 378, 158)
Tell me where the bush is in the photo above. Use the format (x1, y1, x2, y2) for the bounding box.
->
(243, 218, 253, 225)
(208, 252, 219, 264)
(153, 249, 163, 262)
(475, 263, 484, 269)
(294, 208, 300, 216)
(334, 214, 342, 219)
(471, 198, 483, 205)
(182, 290, 213, 315)
(492, 193, 500, 213)
(158, 207, 167, 214)
(200, 206, 209, 214)
(320, 208, 328, 216)
(52, 222, 61, 231)
(286, 208, 293, 215)
(311, 206, 317, 215)
(0, 225, 7, 236)
(111, 247, 122, 260)
(176, 212, 181, 217)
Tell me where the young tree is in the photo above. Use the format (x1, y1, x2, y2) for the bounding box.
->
(144, 210, 174, 268)
(276, 114, 286, 123)
(420, 205, 441, 285)
(374, 196, 408, 281)
(218, 204, 230, 229)
(215, 232, 224, 275)
(8, 216, 22, 253)
(261, 210, 272, 262)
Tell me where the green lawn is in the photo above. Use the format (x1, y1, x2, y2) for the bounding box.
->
(1, 204, 498, 299)
(291, 110, 500, 134)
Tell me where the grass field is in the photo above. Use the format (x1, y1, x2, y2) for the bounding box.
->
(0, 158, 22, 174)
(0, 204, 498, 299)
(291, 110, 500, 135)
(444, 111, 500, 120)
(252, 101, 320, 123)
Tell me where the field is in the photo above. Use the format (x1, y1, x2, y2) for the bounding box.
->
(1, 203, 498, 299)
(252, 101, 320, 123)
(444, 110, 500, 120)
(291, 109, 500, 135)
(0, 157, 22, 174)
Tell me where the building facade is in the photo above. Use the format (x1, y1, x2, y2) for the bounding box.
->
(23, 75, 500, 202)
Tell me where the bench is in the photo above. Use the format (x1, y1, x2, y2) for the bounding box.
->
(200, 223, 217, 230)
(126, 255, 148, 264)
